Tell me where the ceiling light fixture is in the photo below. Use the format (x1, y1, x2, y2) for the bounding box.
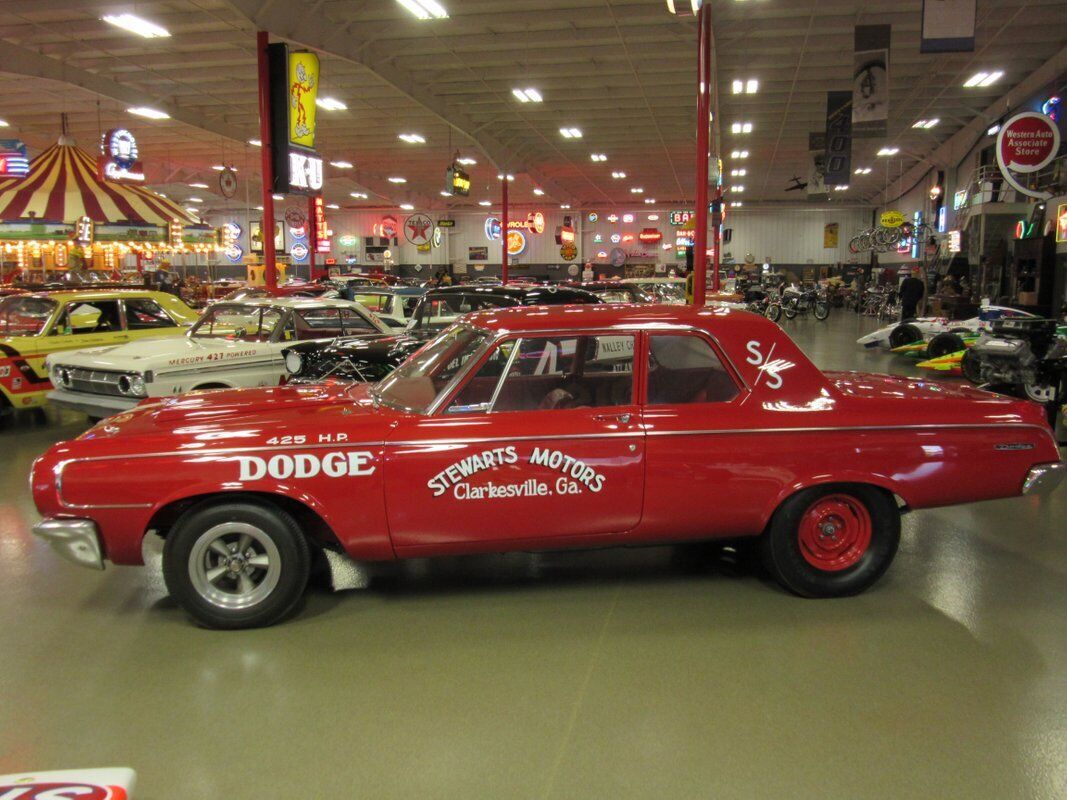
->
(731, 121, 753, 134)
(456, 157, 477, 165)
(440, 190, 452, 197)
(316, 97, 348, 111)
(248, 138, 262, 147)
(560, 204, 571, 209)
(387, 176, 407, 184)
(730, 168, 746, 177)
(512, 88, 543, 103)
(630, 187, 644, 194)
(730, 185, 744, 193)
(101, 13, 170, 38)
(330, 160, 354, 168)
(559, 127, 583, 139)
(877, 146, 900, 156)
(833, 185, 849, 192)
(963, 70, 1003, 88)
(326, 203, 340, 210)
(590, 153, 608, 162)
(479, 200, 492, 206)
(854, 167, 872, 175)
(912, 119, 940, 129)
(0, 119, 8, 127)
(611, 171, 627, 179)
(396, 0, 449, 20)
(399, 203, 415, 211)
(271, 194, 283, 200)
(730, 201, 743, 208)
(211, 165, 234, 171)
(187, 197, 203, 203)
(644, 198, 656, 204)
(533, 188, 545, 196)
(732, 79, 758, 94)
(189, 183, 209, 189)
(497, 173, 515, 181)
(665, 0, 703, 14)
(127, 106, 169, 120)
(986, 122, 1002, 136)
(398, 133, 426, 144)
(350, 192, 369, 199)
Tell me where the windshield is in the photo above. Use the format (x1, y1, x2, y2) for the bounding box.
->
(374, 325, 490, 413)
(191, 304, 283, 341)
(0, 296, 57, 336)
(413, 294, 514, 332)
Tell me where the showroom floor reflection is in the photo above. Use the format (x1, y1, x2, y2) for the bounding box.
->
(1, 312, 1064, 800)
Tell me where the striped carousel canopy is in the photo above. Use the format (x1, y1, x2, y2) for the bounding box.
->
(0, 138, 199, 227)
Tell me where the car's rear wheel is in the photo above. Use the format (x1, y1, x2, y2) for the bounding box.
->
(888, 323, 922, 349)
(960, 349, 983, 384)
(926, 331, 966, 359)
(760, 485, 900, 598)
(163, 501, 310, 629)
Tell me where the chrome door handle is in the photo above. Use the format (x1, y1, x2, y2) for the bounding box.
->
(594, 412, 631, 423)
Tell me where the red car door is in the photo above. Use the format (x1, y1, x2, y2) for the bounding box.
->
(385, 331, 645, 554)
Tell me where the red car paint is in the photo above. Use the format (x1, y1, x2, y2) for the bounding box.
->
(31, 305, 1060, 567)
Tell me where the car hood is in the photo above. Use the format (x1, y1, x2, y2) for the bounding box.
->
(47, 335, 274, 372)
(71, 382, 397, 453)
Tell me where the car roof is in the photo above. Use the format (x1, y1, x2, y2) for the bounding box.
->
(214, 297, 366, 310)
(24, 289, 181, 303)
(348, 286, 425, 296)
(463, 302, 770, 334)
(427, 285, 597, 300)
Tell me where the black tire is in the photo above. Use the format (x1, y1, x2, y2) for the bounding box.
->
(960, 348, 983, 385)
(926, 331, 966, 359)
(766, 303, 782, 323)
(813, 300, 830, 321)
(782, 298, 798, 319)
(163, 500, 310, 629)
(888, 323, 923, 349)
(760, 484, 900, 598)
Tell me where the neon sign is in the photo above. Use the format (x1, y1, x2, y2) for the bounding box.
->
(485, 217, 502, 241)
(670, 210, 695, 226)
(506, 229, 527, 256)
(610, 233, 622, 244)
(622, 213, 634, 224)
(1057, 204, 1067, 244)
(314, 196, 331, 253)
(0, 139, 29, 178)
(98, 128, 145, 183)
(639, 228, 663, 243)
(507, 211, 546, 234)
(588, 212, 599, 223)
(607, 214, 619, 224)
(446, 164, 471, 196)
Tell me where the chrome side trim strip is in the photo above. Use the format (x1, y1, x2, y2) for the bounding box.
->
(641, 422, 1052, 438)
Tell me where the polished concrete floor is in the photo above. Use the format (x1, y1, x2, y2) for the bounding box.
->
(1, 311, 1065, 799)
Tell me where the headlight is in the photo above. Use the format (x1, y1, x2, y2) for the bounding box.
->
(284, 351, 304, 375)
(51, 366, 73, 388)
(116, 374, 147, 397)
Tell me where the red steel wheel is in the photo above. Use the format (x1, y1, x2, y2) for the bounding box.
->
(761, 484, 900, 598)
(796, 494, 872, 572)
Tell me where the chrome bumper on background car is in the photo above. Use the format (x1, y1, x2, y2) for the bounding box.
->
(1022, 462, 1067, 495)
(31, 518, 105, 570)
(47, 388, 137, 419)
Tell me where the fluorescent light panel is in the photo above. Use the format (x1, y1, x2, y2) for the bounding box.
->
(730, 168, 746, 177)
(877, 147, 899, 156)
(350, 192, 369, 199)
(248, 138, 262, 147)
(731, 122, 753, 134)
(398, 133, 426, 144)
(611, 171, 627, 179)
(512, 88, 543, 103)
(912, 118, 940, 129)
(387, 177, 407, 183)
(559, 127, 583, 139)
(397, 0, 449, 19)
(101, 13, 170, 38)
(456, 157, 477, 165)
(732, 78, 759, 94)
(964, 70, 1003, 88)
(854, 167, 872, 175)
(330, 160, 354, 168)
(399, 203, 415, 210)
(590, 153, 607, 162)
(316, 97, 347, 111)
(127, 106, 169, 120)
(730, 149, 749, 158)
(533, 188, 545, 196)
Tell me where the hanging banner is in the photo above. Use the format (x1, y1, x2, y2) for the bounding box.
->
(0, 139, 29, 178)
(823, 223, 840, 249)
(852, 25, 890, 137)
(921, 0, 976, 53)
(824, 91, 853, 186)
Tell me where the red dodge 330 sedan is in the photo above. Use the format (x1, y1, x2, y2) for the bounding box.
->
(30, 305, 1065, 628)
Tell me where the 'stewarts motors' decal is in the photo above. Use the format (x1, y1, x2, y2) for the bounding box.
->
(428, 446, 606, 500)
(235, 451, 376, 481)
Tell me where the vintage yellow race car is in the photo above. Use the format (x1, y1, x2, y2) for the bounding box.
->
(0, 290, 199, 414)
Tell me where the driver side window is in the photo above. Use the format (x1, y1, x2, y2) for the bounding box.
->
(449, 334, 634, 413)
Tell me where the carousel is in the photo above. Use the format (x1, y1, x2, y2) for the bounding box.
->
(0, 135, 219, 284)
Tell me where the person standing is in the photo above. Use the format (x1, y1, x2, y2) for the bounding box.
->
(899, 269, 925, 320)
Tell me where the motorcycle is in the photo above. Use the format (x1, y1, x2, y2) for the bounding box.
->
(771, 285, 830, 321)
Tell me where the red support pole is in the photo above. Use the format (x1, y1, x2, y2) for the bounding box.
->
(307, 194, 316, 281)
(256, 30, 278, 294)
(501, 178, 509, 284)
(712, 185, 722, 293)
(691, 3, 712, 306)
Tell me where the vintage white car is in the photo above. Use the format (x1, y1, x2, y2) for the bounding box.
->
(857, 304, 1038, 353)
(45, 297, 389, 419)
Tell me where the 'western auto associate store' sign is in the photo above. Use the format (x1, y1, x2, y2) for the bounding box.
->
(995, 111, 1060, 199)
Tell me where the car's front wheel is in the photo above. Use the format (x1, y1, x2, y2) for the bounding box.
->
(760, 485, 900, 598)
(163, 501, 310, 629)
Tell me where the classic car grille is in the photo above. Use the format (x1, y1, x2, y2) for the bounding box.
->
(64, 368, 130, 397)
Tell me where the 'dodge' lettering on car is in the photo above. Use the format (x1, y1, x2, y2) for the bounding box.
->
(428, 446, 606, 500)
(235, 451, 376, 481)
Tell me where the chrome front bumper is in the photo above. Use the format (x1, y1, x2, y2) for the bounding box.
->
(1022, 462, 1067, 496)
(32, 518, 105, 570)
(47, 388, 137, 419)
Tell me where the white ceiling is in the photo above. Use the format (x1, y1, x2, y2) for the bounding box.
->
(0, 0, 1064, 216)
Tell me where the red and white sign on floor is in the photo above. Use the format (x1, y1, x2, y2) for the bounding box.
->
(996, 112, 1060, 199)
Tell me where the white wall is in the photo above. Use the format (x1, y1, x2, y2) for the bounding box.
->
(203, 202, 876, 276)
